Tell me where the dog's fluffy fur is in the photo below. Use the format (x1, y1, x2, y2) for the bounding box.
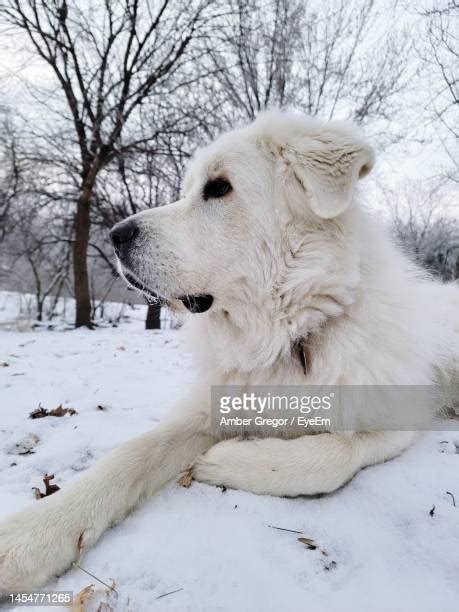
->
(0, 111, 457, 591)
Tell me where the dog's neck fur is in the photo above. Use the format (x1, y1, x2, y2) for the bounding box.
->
(186, 208, 360, 381)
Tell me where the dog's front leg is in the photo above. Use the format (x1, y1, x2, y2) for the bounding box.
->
(0, 400, 214, 593)
(193, 431, 416, 497)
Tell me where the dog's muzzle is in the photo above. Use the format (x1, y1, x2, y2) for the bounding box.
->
(110, 221, 214, 314)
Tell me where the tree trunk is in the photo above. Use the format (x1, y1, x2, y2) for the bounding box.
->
(73, 194, 92, 328)
(36, 297, 43, 322)
(145, 303, 161, 329)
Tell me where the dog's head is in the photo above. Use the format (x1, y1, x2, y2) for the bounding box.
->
(111, 111, 374, 356)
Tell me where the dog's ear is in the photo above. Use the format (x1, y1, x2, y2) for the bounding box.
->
(285, 124, 375, 219)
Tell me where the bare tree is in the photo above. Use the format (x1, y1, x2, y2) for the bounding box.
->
(419, 1, 458, 182)
(205, 0, 302, 123)
(1, 0, 217, 327)
(390, 183, 459, 281)
(207, 0, 410, 139)
(0, 113, 24, 242)
(3, 196, 73, 321)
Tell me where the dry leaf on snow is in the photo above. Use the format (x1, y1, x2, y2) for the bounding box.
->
(32, 473, 60, 499)
(298, 537, 317, 550)
(29, 403, 77, 418)
(71, 584, 95, 612)
(71, 579, 117, 612)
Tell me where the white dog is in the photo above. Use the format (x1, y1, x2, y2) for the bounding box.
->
(0, 111, 457, 592)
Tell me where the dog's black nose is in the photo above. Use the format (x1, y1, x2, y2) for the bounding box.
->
(110, 220, 138, 248)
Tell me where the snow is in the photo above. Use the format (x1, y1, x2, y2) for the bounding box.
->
(0, 295, 458, 611)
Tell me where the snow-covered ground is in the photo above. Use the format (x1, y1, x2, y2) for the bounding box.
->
(0, 294, 458, 611)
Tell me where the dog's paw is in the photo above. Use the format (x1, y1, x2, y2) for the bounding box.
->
(0, 495, 85, 593)
(193, 439, 250, 490)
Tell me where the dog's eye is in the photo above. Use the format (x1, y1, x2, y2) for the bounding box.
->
(203, 177, 232, 200)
